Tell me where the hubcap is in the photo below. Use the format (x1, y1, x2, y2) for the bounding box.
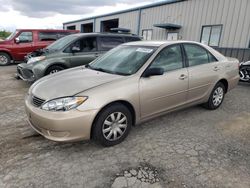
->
(212, 87, 224, 106)
(102, 112, 128, 141)
(0, 55, 8, 65)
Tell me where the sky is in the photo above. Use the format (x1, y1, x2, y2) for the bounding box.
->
(0, 0, 161, 31)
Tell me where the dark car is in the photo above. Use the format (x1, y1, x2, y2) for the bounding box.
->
(0, 29, 79, 65)
(16, 33, 141, 82)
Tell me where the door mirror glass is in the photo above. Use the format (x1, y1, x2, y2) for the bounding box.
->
(143, 67, 164, 77)
(15, 37, 20, 44)
(71, 46, 81, 53)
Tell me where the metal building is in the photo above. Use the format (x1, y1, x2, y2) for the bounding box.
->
(63, 0, 250, 61)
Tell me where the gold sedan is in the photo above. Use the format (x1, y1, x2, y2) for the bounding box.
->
(25, 41, 239, 146)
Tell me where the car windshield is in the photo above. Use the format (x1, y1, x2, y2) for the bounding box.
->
(5, 30, 18, 41)
(46, 35, 77, 51)
(88, 45, 156, 75)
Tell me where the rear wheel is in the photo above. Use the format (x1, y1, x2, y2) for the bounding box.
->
(45, 65, 64, 75)
(0, 52, 11, 66)
(203, 82, 225, 110)
(92, 104, 132, 147)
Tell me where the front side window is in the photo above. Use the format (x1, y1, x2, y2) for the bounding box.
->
(99, 37, 124, 51)
(184, 44, 216, 67)
(142, 30, 153, 40)
(72, 37, 97, 52)
(150, 45, 183, 72)
(200, 25, 222, 47)
(18, 32, 33, 43)
(88, 45, 156, 75)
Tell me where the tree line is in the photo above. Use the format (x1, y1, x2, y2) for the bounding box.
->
(0, 31, 11, 39)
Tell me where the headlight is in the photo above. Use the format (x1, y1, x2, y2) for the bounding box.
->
(41, 96, 87, 111)
(27, 56, 46, 64)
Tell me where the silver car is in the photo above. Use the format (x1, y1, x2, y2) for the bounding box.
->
(25, 41, 239, 146)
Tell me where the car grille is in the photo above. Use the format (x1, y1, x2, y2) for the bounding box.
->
(32, 95, 45, 107)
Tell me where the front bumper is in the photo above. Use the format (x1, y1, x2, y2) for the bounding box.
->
(16, 63, 36, 82)
(25, 95, 98, 142)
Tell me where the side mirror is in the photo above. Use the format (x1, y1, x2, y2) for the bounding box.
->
(143, 67, 164, 77)
(71, 46, 81, 53)
(15, 37, 20, 44)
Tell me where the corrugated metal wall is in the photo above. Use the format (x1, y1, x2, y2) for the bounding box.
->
(140, 0, 250, 48)
(64, 0, 250, 48)
(95, 11, 139, 34)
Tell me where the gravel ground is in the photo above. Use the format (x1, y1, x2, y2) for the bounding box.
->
(0, 65, 250, 188)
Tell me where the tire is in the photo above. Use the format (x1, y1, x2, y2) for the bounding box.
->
(0, 52, 11, 66)
(45, 65, 64, 75)
(203, 82, 226, 110)
(92, 103, 132, 147)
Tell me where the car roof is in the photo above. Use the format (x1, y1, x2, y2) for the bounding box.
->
(70, 32, 140, 38)
(124, 40, 205, 47)
(16, 29, 79, 32)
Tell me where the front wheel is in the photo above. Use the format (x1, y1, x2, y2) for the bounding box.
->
(45, 65, 64, 75)
(92, 104, 132, 147)
(203, 82, 225, 110)
(0, 52, 11, 66)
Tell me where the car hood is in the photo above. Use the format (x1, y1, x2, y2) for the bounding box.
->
(31, 67, 123, 100)
(0, 40, 9, 45)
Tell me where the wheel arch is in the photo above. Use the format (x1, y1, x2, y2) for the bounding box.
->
(0, 50, 13, 60)
(217, 78, 228, 93)
(45, 63, 68, 75)
(90, 100, 136, 139)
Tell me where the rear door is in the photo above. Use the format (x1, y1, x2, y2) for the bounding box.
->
(69, 36, 98, 67)
(183, 43, 221, 103)
(139, 44, 189, 119)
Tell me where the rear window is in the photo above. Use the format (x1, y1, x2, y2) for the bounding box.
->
(99, 36, 124, 51)
(38, 32, 74, 41)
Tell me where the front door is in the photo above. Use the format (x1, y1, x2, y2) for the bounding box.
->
(139, 44, 188, 119)
(13, 31, 34, 60)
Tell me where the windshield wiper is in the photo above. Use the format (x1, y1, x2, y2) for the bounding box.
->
(86, 64, 130, 76)
(86, 64, 109, 73)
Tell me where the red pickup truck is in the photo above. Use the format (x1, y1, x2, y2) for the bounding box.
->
(0, 29, 79, 66)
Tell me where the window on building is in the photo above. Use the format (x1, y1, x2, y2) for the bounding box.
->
(67, 25, 76, 30)
(142, 29, 153, 40)
(200, 25, 222, 47)
(167, 32, 178, 41)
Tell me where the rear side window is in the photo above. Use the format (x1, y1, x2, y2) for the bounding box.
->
(39, 32, 57, 41)
(124, 37, 140, 43)
(57, 32, 74, 39)
(39, 32, 74, 41)
(99, 37, 124, 51)
(184, 44, 217, 67)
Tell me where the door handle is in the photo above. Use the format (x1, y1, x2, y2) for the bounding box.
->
(179, 74, 188, 80)
(213, 66, 220, 71)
